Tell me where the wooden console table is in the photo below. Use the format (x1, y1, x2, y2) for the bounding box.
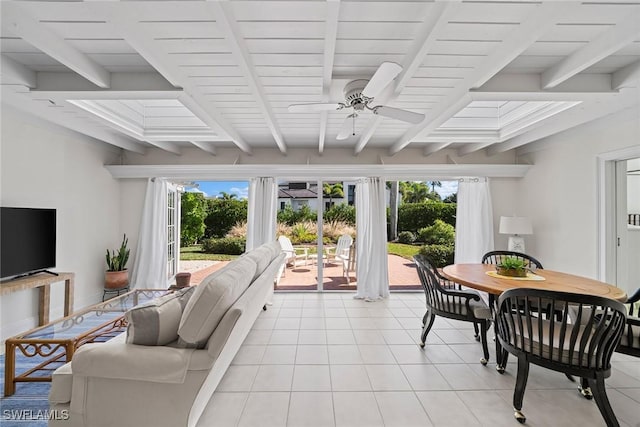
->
(0, 272, 74, 325)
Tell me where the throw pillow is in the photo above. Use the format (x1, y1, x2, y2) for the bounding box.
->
(178, 256, 257, 348)
(125, 287, 195, 346)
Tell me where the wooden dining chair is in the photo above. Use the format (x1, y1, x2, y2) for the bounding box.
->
(414, 254, 491, 365)
(496, 288, 627, 426)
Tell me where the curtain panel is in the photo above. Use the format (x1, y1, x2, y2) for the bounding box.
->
(454, 177, 494, 264)
(246, 177, 277, 251)
(130, 178, 169, 289)
(355, 177, 390, 301)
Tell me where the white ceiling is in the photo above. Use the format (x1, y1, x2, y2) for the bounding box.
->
(1, 0, 639, 158)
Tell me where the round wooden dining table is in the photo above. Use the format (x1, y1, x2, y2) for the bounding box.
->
(441, 263, 627, 371)
(442, 263, 627, 302)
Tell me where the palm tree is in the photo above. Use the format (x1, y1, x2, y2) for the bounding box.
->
(218, 191, 237, 200)
(400, 181, 430, 203)
(323, 182, 344, 208)
(428, 181, 442, 193)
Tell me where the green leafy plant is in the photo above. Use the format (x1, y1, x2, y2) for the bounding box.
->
(417, 219, 455, 245)
(496, 256, 527, 277)
(418, 244, 454, 268)
(498, 257, 526, 270)
(201, 237, 246, 255)
(106, 234, 130, 271)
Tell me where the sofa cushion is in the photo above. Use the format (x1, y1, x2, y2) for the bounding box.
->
(178, 256, 257, 347)
(125, 287, 195, 346)
(244, 245, 274, 280)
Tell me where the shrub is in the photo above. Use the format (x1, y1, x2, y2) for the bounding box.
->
(322, 221, 356, 243)
(204, 198, 247, 238)
(277, 205, 316, 226)
(226, 221, 247, 238)
(398, 202, 456, 233)
(397, 231, 416, 244)
(324, 203, 355, 225)
(417, 219, 455, 245)
(201, 237, 246, 255)
(419, 244, 454, 268)
(289, 221, 317, 244)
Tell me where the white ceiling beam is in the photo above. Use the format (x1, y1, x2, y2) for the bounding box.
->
(423, 143, 452, 156)
(209, 1, 287, 154)
(389, 1, 577, 155)
(106, 163, 531, 180)
(2, 87, 145, 154)
(541, 14, 640, 89)
(189, 141, 217, 156)
(0, 54, 36, 88)
(487, 90, 637, 155)
(2, 3, 110, 88)
(612, 59, 640, 89)
(33, 90, 183, 103)
(89, 3, 252, 154)
(473, 73, 616, 99)
(34, 72, 178, 93)
(354, 1, 459, 155)
(319, 0, 340, 155)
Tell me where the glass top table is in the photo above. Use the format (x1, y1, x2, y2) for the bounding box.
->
(4, 289, 168, 397)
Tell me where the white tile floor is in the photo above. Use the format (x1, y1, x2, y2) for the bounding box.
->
(197, 292, 640, 427)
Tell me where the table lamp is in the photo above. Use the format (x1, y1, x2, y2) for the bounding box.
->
(499, 216, 532, 253)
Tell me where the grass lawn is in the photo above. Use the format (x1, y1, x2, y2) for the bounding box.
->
(387, 242, 421, 260)
(180, 245, 239, 261)
(182, 243, 420, 262)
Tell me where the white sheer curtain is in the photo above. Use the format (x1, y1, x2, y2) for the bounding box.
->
(454, 177, 494, 263)
(130, 178, 169, 289)
(355, 177, 389, 301)
(246, 177, 277, 251)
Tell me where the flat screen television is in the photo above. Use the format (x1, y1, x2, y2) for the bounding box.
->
(1, 207, 56, 279)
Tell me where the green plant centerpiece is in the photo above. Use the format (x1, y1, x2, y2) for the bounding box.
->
(496, 256, 527, 278)
(105, 234, 130, 290)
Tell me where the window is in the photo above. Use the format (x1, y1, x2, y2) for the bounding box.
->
(167, 185, 179, 279)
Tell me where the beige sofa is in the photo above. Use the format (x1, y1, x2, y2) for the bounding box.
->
(49, 241, 284, 427)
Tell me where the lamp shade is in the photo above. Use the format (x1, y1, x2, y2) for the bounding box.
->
(499, 216, 532, 235)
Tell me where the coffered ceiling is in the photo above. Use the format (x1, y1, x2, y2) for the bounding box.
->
(1, 0, 639, 158)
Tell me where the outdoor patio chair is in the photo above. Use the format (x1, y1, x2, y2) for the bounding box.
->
(414, 254, 491, 365)
(326, 234, 353, 277)
(496, 288, 626, 426)
(277, 236, 308, 275)
(617, 287, 640, 358)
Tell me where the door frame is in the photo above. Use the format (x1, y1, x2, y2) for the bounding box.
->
(596, 144, 640, 283)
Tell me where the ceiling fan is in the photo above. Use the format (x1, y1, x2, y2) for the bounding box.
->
(287, 62, 425, 140)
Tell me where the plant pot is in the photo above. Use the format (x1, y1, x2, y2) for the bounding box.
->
(175, 272, 191, 288)
(496, 266, 527, 278)
(105, 270, 129, 289)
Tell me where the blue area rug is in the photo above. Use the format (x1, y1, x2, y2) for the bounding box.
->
(0, 351, 56, 427)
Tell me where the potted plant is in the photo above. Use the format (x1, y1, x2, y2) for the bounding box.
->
(496, 256, 527, 278)
(105, 234, 130, 289)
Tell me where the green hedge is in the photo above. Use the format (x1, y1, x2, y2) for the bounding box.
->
(416, 219, 455, 245)
(398, 202, 456, 234)
(201, 237, 246, 255)
(397, 231, 416, 244)
(418, 244, 454, 268)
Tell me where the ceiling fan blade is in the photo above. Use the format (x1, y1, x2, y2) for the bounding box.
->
(288, 103, 342, 113)
(362, 62, 403, 98)
(374, 106, 424, 124)
(336, 115, 355, 140)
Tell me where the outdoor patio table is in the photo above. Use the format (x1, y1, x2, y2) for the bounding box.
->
(441, 263, 627, 371)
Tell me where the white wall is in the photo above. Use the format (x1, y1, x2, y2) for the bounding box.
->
(0, 108, 125, 344)
(513, 108, 640, 278)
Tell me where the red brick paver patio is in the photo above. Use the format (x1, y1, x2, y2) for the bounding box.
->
(185, 254, 420, 291)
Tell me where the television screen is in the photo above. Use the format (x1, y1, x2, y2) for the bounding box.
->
(1, 207, 56, 279)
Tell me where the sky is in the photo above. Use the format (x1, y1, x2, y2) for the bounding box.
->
(187, 180, 458, 199)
